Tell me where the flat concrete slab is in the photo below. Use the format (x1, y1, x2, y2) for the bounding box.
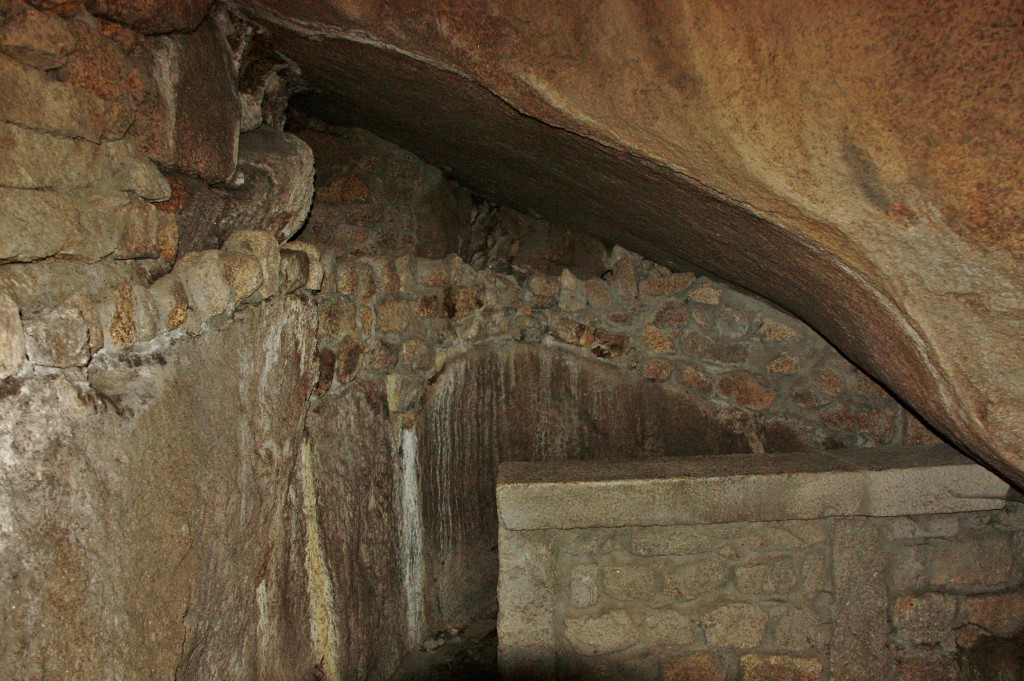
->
(497, 444, 1011, 530)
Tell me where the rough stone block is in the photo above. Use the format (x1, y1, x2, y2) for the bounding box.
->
(0, 53, 105, 142)
(701, 603, 768, 648)
(166, 19, 240, 183)
(663, 653, 726, 681)
(498, 528, 556, 675)
(278, 249, 309, 294)
(736, 556, 799, 594)
(22, 308, 90, 367)
(85, 0, 214, 34)
(564, 610, 640, 656)
(0, 293, 25, 378)
(665, 556, 728, 601)
(774, 605, 828, 652)
(603, 565, 658, 601)
(218, 250, 262, 305)
(97, 281, 159, 348)
(930, 536, 1012, 587)
(893, 594, 958, 646)
(376, 295, 411, 334)
(640, 271, 694, 296)
(317, 296, 356, 345)
(964, 592, 1024, 637)
(149, 274, 188, 332)
(0, 0, 75, 69)
(740, 654, 823, 681)
(173, 250, 231, 324)
(281, 242, 323, 291)
(643, 609, 701, 647)
(223, 230, 280, 299)
(830, 518, 892, 680)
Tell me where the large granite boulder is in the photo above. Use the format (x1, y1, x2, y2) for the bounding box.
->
(241, 0, 1024, 487)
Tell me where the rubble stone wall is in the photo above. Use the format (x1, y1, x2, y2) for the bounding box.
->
(496, 450, 1024, 681)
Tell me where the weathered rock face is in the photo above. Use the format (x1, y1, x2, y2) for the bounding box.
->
(306, 383, 407, 681)
(242, 1, 1024, 487)
(418, 343, 753, 633)
(0, 298, 319, 679)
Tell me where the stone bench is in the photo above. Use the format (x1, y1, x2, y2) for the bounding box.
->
(496, 444, 1022, 680)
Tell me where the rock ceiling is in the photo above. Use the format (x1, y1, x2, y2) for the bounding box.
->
(237, 1, 1024, 487)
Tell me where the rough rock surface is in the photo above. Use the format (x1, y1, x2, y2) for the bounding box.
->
(243, 0, 1024, 487)
(307, 383, 406, 681)
(419, 343, 751, 633)
(165, 127, 315, 254)
(0, 298, 318, 679)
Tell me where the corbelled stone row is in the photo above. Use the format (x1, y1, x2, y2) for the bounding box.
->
(240, 1, 1024, 487)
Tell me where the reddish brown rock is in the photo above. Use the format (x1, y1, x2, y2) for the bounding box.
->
(129, 19, 241, 180)
(0, 0, 75, 69)
(718, 371, 777, 410)
(237, 1, 1024, 484)
(85, 0, 214, 35)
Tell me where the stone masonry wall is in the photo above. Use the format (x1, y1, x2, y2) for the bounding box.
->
(546, 511, 1024, 681)
(496, 454, 1024, 681)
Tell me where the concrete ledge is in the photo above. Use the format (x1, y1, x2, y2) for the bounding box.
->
(497, 445, 1010, 531)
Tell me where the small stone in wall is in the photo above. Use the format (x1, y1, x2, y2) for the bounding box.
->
(525, 274, 559, 309)
(279, 249, 309, 294)
(219, 250, 263, 304)
(643, 610, 702, 648)
(688, 284, 721, 305)
(892, 593, 957, 646)
(643, 358, 673, 382)
(23, 308, 90, 368)
(642, 325, 675, 354)
(736, 556, 799, 594)
(375, 295, 410, 334)
(149, 274, 188, 332)
(964, 592, 1024, 637)
(768, 355, 799, 374)
(652, 301, 689, 327)
(675, 363, 713, 394)
(663, 653, 726, 681)
(173, 250, 231, 324)
(610, 256, 638, 300)
(313, 348, 335, 396)
(640, 271, 695, 297)
(414, 294, 440, 319)
(756, 316, 799, 341)
(400, 338, 433, 372)
(584, 278, 612, 308)
(739, 654, 823, 681)
(223, 231, 280, 299)
(718, 371, 777, 410)
(558, 269, 587, 312)
(774, 605, 828, 651)
(590, 329, 628, 358)
(816, 369, 845, 396)
(702, 603, 769, 648)
(564, 610, 640, 656)
(362, 338, 398, 374)
(0, 294, 25, 379)
(443, 286, 483, 320)
(317, 297, 357, 343)
(602, 565, 658, 601)
(678, 329, 749, 365)
(666, 556, 728, 601)
(334, 336, 364, 383)
(716, 307, 750, 339)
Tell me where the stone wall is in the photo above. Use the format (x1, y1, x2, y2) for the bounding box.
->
(496, 448, 1024, 680)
